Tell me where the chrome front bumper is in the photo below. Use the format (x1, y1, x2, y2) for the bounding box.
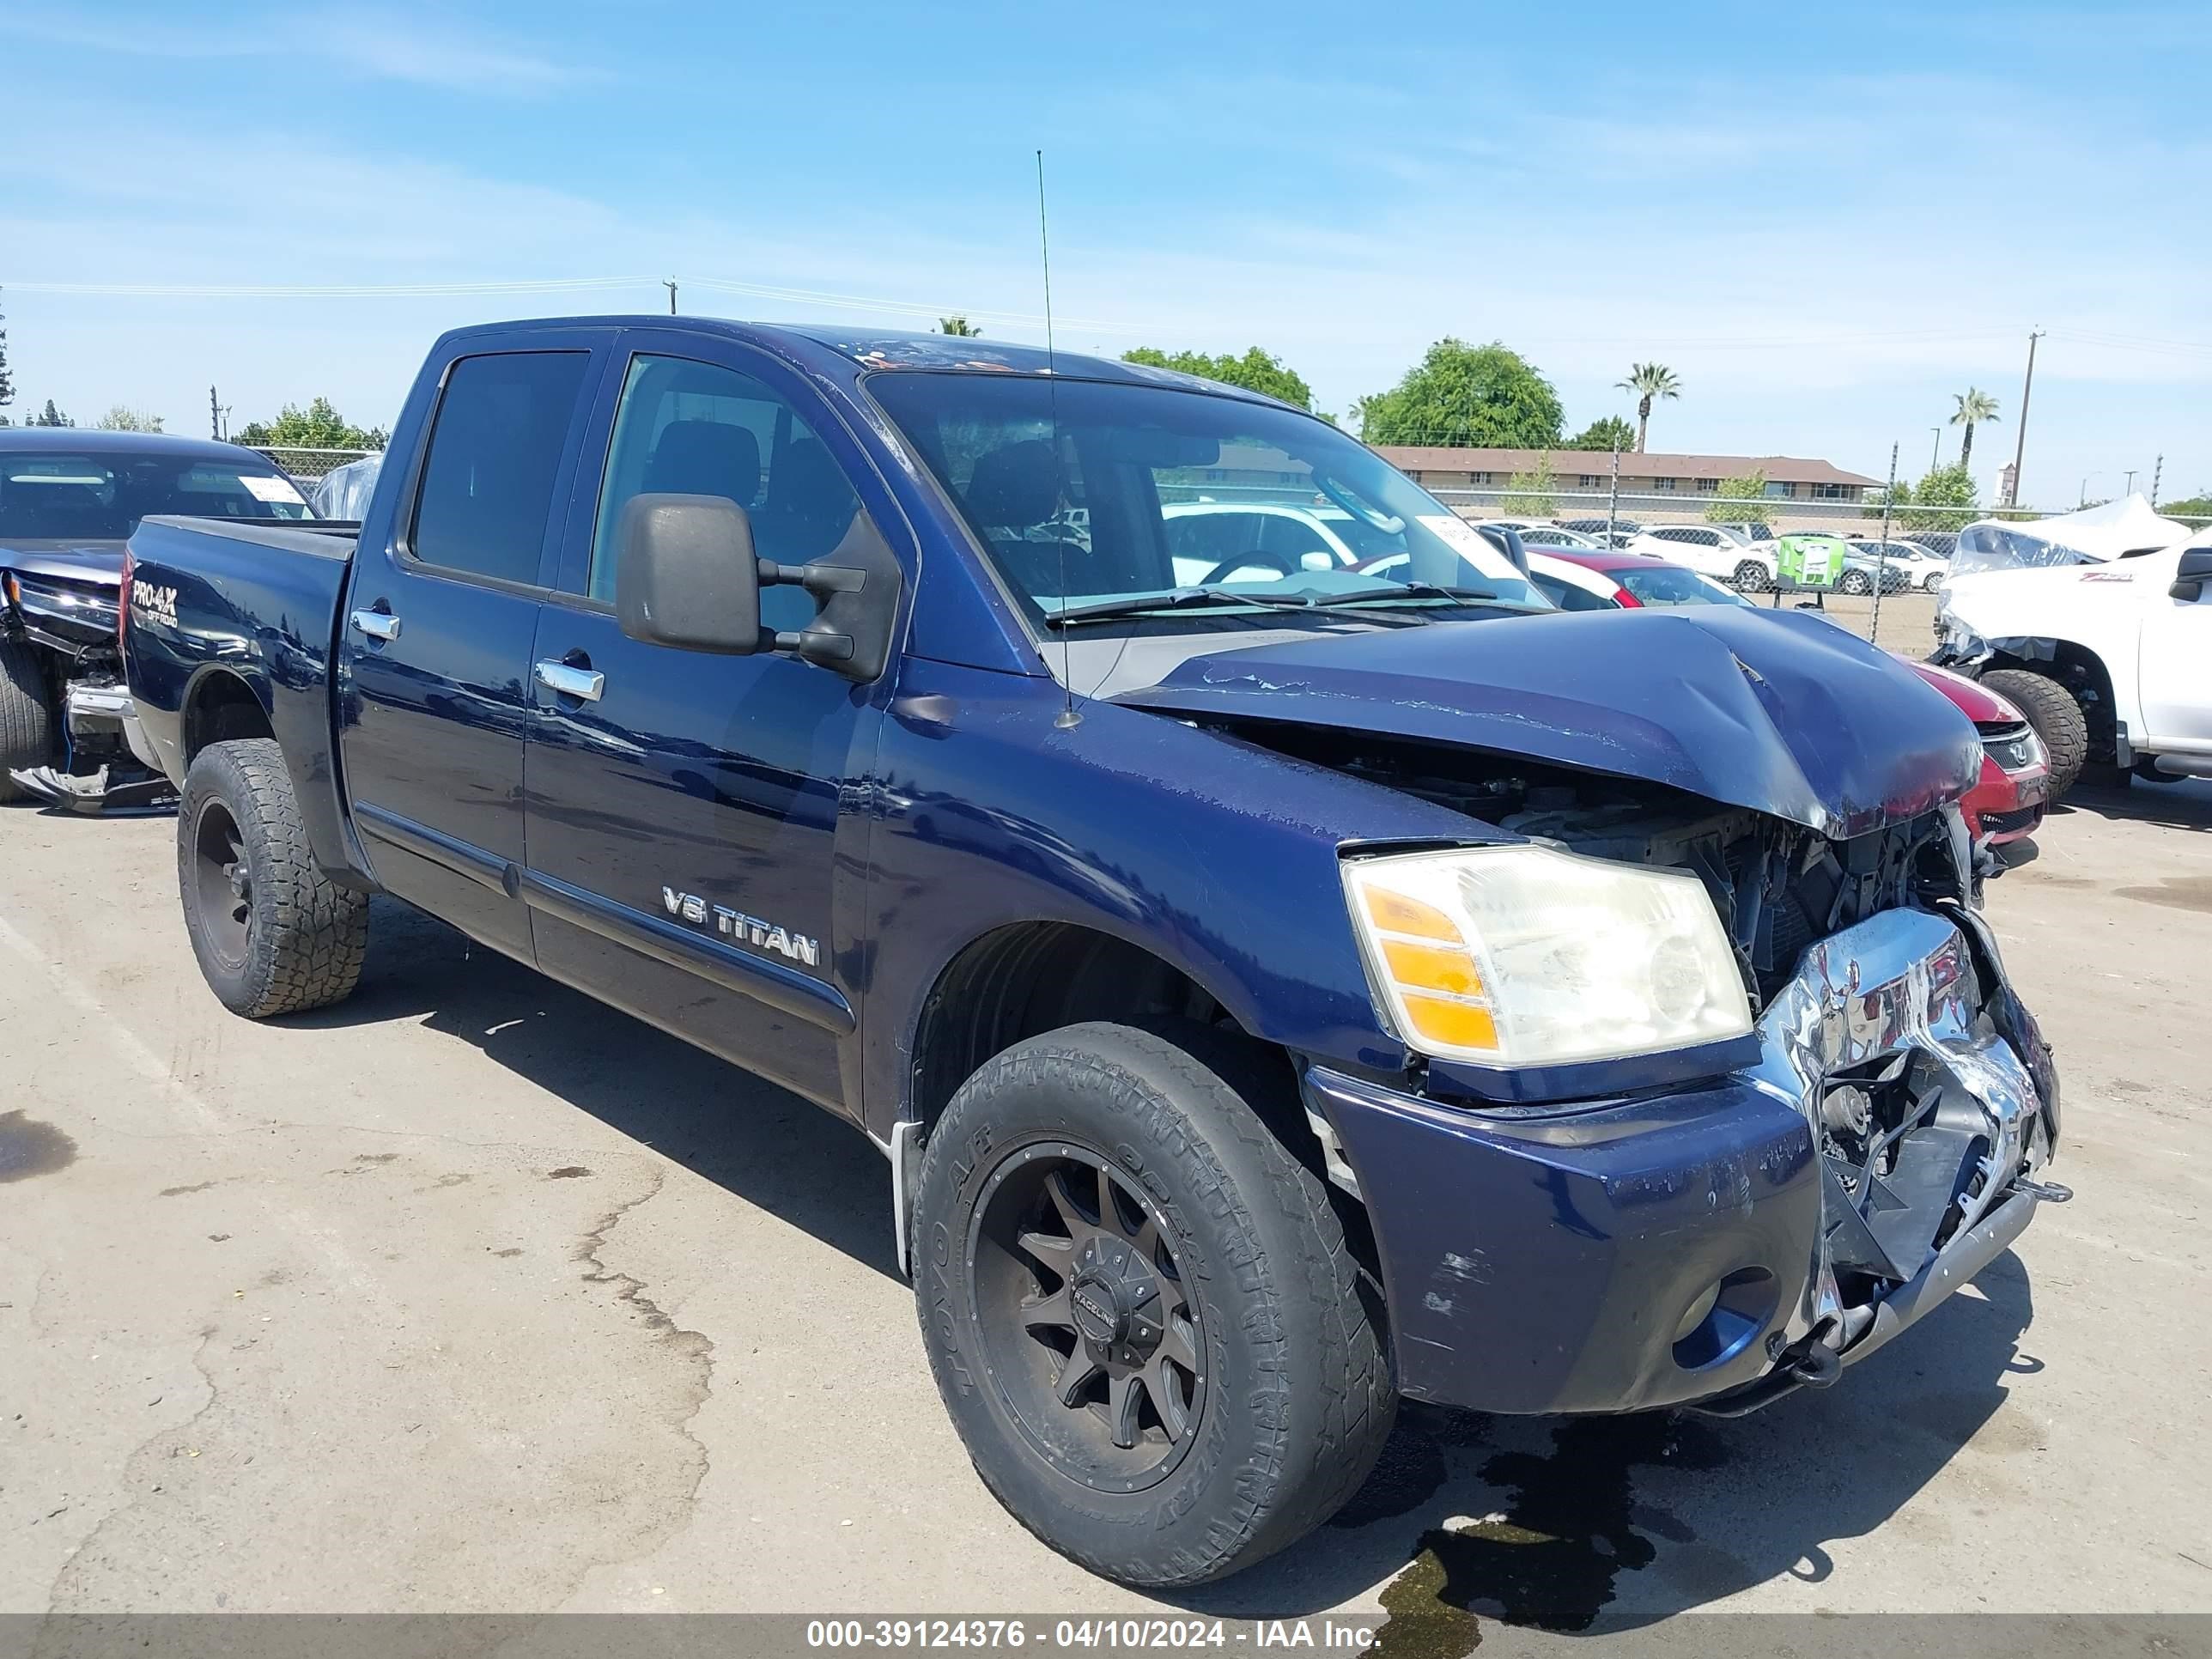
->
(1706, 900, 2062, 1407)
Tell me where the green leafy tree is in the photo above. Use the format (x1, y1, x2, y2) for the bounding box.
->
(1499, 454, 1559, 517)
(1949, 387, 2000, 473)
(1616, 362, 1680, 453)
(1704, 472, 1770, 525)
(1897, 462, 1978, 531)
(938, 315, 981, 337)
(96, 406, 164, 433)
(30, 399, 72, 428)
(1121, 346, 1316, 410)
(2157, 492, 2212, 520)
(1353, 339, 1563, 447)
(1568, 415, 1636, 453)
(234, 397, 387, 452)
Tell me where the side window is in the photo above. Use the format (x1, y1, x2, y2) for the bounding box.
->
(587, 354, 862, 632)
(410, 352, 591, 586)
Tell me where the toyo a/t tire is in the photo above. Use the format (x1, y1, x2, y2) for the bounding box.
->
(912, 1020, 1394, 1589)
(178, 737, 369, 1018)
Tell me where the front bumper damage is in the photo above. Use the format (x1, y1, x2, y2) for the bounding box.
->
(1306, 900, 2062, 1417)
(5, 688, 179, 814)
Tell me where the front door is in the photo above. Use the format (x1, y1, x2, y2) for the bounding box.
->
(2136, 550, 2212, 754)
(520, 337, 899, 1114)
(337, 338, 605, 959)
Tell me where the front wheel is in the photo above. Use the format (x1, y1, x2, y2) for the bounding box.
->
(913, 1022, 1394, 1588)
(179, 738, 369, 1017)
(1729, 560, 1770, 592)
(0, 638, 57, 805)
(1838, 568, 1873, 596)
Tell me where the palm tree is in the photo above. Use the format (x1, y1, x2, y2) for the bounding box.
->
(1616, 362, 1680, 453)
(939, 315, 981, 337)
(1950, 387, 2000, 472)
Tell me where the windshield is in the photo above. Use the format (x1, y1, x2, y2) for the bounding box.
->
(864, 373, 1545, 626)
(0, 449, 313, 541)
(1618, 565, 1750, 607)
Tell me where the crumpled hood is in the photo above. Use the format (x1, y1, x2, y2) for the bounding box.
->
(1112, 606, 1982, 839)
(0, 540, 126, 587)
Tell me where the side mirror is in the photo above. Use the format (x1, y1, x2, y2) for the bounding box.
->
(2171, 545, 2212, 601)
(616, 495, 763, 654)
(613, 491, 907, 682)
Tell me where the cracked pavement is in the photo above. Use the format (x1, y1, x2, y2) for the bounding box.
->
(2, 787, 2208, 1626)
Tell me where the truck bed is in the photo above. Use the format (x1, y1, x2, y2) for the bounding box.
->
(123, 514, 364, 881)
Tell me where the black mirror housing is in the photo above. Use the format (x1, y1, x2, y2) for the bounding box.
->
(2169, 544, 2212, 600)
(616, 495, 763, 654)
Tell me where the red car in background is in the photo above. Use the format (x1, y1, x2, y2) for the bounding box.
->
(1525, 548, 2049, 850)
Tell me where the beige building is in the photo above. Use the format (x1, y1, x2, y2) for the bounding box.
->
(1375, 447, 1882, 505)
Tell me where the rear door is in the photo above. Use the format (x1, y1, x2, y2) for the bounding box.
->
(519, 331, 908, 1115)
(337, 333, 610, 959)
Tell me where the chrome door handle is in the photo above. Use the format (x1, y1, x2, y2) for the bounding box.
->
(534, 659, 605, 702)
(349, 609, 401, 641)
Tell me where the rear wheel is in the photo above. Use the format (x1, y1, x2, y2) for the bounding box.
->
(1729, 560, 1769, 592)
(1983, 669, 2089, 800)
(913, 1021, 1393, 1588)
(179, 738, 368, 1017)
(0, 639, 57, 805)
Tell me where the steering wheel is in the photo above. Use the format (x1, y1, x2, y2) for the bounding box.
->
(1197, 549, 1299, 585)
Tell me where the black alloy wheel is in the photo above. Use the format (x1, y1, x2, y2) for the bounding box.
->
(968, 1141, 1206, 1494)
(191, 794, 255, 975)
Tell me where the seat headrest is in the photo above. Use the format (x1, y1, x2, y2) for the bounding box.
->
(644, 420, 762, 504)
(962, 439, 1060, 529)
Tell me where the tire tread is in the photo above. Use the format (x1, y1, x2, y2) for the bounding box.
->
(0, 637, 56, 804)
(179, 738, 367, 1017)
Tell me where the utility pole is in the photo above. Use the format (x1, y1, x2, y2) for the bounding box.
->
(2008, 328, 2044, 506)
(664, 279, 678, 315)
(1929, 427, 1942, 473)
(2152, 454, 2164, 506)
(210, 386, 221, 441)
(1606, 441, 1621, 547)
(2124, 469, 2137, 499)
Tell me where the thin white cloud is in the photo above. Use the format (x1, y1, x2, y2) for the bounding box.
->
(0, 6, 599, 94)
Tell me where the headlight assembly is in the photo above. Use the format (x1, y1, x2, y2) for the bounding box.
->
(1342, 844, 1753, 1069)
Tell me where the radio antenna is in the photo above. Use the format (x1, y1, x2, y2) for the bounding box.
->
(1038, 149, 1081, 730)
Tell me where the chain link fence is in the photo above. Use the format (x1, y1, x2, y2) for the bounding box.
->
(243, 445, 378, 481)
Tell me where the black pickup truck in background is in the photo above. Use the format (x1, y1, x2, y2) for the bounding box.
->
(121, 315, 2063, 1588)
(0, 428, 316, 808)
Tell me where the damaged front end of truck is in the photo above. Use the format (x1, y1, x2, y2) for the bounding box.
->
(1120, 606, 2066, 1414)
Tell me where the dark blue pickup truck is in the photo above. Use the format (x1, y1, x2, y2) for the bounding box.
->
(122, 317, 2063, 1588)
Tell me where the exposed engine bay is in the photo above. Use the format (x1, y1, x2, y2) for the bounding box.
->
(1215, 721, 1971, 1008)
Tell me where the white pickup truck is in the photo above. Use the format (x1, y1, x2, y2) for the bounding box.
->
(1932, 528, 2212, 798)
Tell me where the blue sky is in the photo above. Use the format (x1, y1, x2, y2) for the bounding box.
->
(4, 1, 2208, 504)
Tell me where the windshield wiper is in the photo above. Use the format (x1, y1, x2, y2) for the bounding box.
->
(1046, 588, 1331, 628)
(1310, 580, 1498, 606)
(1043, 580, 1505, 629)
